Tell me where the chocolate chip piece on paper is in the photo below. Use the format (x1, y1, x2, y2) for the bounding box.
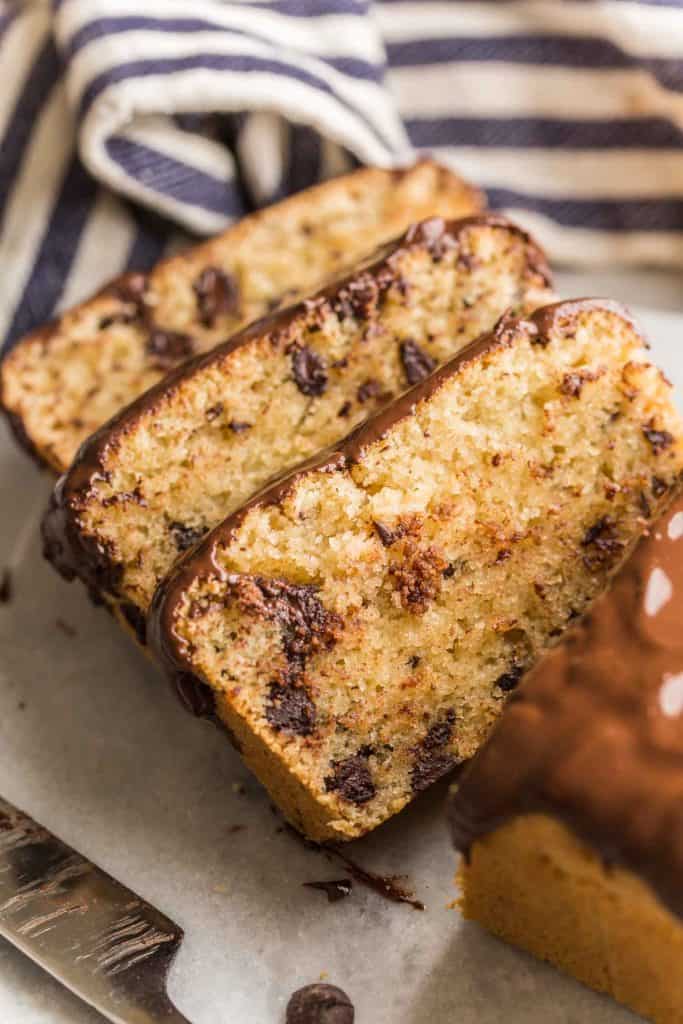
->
(286, 983, 354, 1024)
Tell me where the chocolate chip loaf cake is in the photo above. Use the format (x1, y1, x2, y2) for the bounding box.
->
(1, 160, 482, 473)
(451, 493, 683, 1024)
(43, 214, 552, 642)
(147, 300, 683, 841)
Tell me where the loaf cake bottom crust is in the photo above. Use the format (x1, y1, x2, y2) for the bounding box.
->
(458, 815, 683, 1024)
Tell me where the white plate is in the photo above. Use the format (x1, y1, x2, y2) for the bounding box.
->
(0, 297, 680, 1024)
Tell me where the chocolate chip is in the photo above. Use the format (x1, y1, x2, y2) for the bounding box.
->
(101, 487, 147, 509)
(338, 401, 352, 418)
(228, 420, 252, 433)
(643, 425, 674, 454)
(495, 667, 523, 692)
(334, 277, 378, 321)
(495, 548, 511, 563)
(400, 339, 435, 387)
(423, 709, 456, 748)
(226, 576, 340, 688)
(99, 310, 137, 329)
(581, 515, 624, 570)
(147, 328, 194, 369)
(325, 753, 376, 805)
(292, 346, 327, 396)
(373, 521, 395, 546)
(256, 579, 339, 676)
(169, 521, 208, 552)
(491, 453, 502, 467)
(119, 601, 147, 646)
(205, 402, 223, 421)
(652, 476, 668, 498)
(174, 672, 216, 719)
(408, 654, 421, 669)
(356, 378, 382, 403)
(286, 983, 354, 1024)
(0, 568, 12, 604)
(193, 266, 240, 326)
(302, 879, 352, 903)
(265, 682, 316, 736)
(411, 709, 456, 792)
(638, 491, 652, 518)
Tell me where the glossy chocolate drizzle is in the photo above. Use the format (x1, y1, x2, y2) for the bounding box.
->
(450, 494, 683, 919)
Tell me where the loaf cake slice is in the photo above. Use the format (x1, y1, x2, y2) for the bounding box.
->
(451, 492, 683, 1024)
(1, 160, 482, 473)
(43, 213, 552, 639)
(147, 300, 683, 841)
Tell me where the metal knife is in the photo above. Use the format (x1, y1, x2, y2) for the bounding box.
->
(0, 795, 191, 1023)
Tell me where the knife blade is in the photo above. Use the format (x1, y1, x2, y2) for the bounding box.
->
(0, 796, 191, 1023)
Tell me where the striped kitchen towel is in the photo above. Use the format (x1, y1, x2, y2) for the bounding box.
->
(2, 0, 683, 354)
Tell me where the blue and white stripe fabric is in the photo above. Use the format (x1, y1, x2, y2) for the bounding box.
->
(3, 0, 683, 354)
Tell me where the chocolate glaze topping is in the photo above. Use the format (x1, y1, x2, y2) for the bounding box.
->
(41, 213, 550, 602)
(148, 297, 642, 687)
(450, 493, 683, 920)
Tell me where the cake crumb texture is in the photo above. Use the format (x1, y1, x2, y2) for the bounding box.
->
(44, 213, 552, 625)
(150, 300, 683, 840)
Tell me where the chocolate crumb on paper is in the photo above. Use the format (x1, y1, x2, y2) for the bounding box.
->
(325, 843, 424, 911)
(0, 568, 12, 604)
(281, 822, 425, 910)
(302, 878, 353, 903)
(55, 618, 77, 637)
